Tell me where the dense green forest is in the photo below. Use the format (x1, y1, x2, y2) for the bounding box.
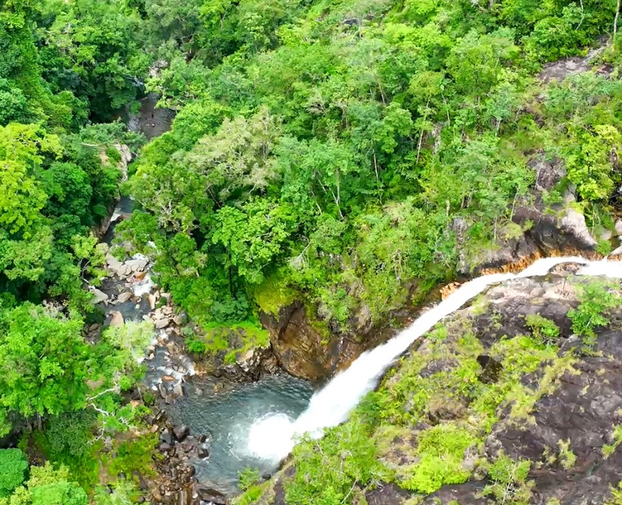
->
(1, 0, 622, 502)
(123, 0, 622, 353)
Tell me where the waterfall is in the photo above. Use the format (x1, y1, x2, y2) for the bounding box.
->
(246, 256, 622, 463)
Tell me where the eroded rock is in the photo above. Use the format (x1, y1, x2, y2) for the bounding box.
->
(260, 303, 365, 381)
(90, 287, 109, 304)
(196, 487, 228, 505)
(109, 311, 125, 327)
(173, 425, 190, 442)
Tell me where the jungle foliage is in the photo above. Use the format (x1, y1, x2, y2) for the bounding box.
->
(119, 0, 622, 351)
(2, 0, 622, 502)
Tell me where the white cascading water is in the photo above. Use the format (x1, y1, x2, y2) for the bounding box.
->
(246, 256, 622, 462)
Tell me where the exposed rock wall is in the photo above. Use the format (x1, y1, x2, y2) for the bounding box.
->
(253, 270, 622, 505)
(260, 303, 366, 382)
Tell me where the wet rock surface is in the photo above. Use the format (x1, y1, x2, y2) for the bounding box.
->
(260, 302, 366, 381)
(142, 408, 235, 505)
(258, 271, 622, 505)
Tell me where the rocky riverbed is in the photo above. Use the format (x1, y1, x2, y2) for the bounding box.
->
(92, 195, 314, 504)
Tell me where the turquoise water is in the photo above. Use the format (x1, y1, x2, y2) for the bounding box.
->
(166, 374, 314, 495)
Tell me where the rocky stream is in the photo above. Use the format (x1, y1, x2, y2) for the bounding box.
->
(90, 97, 317, 505)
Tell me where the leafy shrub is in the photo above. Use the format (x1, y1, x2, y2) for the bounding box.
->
(31, 481, 88, 505)
(108, 434, 159, 479)
(285, 419, 388, 504)
(525, 314, 560, 346)
(93, 479, 140, 505)
(568, 281, 622, 348)
(483, 453, 533, 505)
(0, 449, 28, 497)
(557, 439, 576, 469)
(238, 467, 260, 491)
(403, 425, 475, 494)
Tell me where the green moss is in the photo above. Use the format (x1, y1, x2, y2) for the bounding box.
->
(470, 295, 491, 316)
(401, 425, 476, 494)
(236, 485, 264, 505)
(603, 425, 622, 458)
(253, 273, 298, 316)
(606, 482, 622, 504)
(107, 434, 160, 480)
(557, 439, 576, 469)
(188, 321, 270, 365)
(284, 415, 390, 504)
(308, 312, 333, 345)
(505, 355, 576, 422)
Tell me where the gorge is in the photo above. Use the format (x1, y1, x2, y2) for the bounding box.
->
(151, 256, 622, 500)
(3, 0, 622, 504)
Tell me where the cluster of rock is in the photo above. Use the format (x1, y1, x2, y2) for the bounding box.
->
(91, 251, 229, 502)
(140, 410, 230, 505)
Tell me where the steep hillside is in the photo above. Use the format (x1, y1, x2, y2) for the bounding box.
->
(241, 268, 622, 504)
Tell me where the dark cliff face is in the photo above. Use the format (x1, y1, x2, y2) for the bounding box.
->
(250, 270, 622, 505)
(260, 302, 366, 382)
(420, 277, 622, 505)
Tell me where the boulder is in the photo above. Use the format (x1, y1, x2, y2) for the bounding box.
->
(160, 429, 173, 445)
(116, 291, 134, 304)
(236, 347, 262, 374)
(172, 383, 184, 399)
(197, 445, 209, 458)
(154, 317, 171, 330)
(558, 202, 598, 249)
(109, 311, 124, 327)
(173, 312, 189, 326)
(196, 488, 227, 505)
(106, 253, 131, 278)
(530, 155, 566, 191)
(173, 425, 190, 442)
(90, 287, 109, 304)
(126, 257, 149, 273)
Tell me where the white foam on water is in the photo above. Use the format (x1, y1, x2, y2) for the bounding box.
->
(246, 257, 622, 464)
(110, 208, 124, 223)
(247, 413, 296, 461)
(133, 273, 155, 297)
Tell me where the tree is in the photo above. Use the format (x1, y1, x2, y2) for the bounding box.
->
(38, 0, 150, 119)
(212, 199, 296, 286)
(185, 106, 281, 208)
(0, 450, 28, 498)
(446, 28, 518, 97)
(2, 463, 87, 505)
(0, 304, 89, 435)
